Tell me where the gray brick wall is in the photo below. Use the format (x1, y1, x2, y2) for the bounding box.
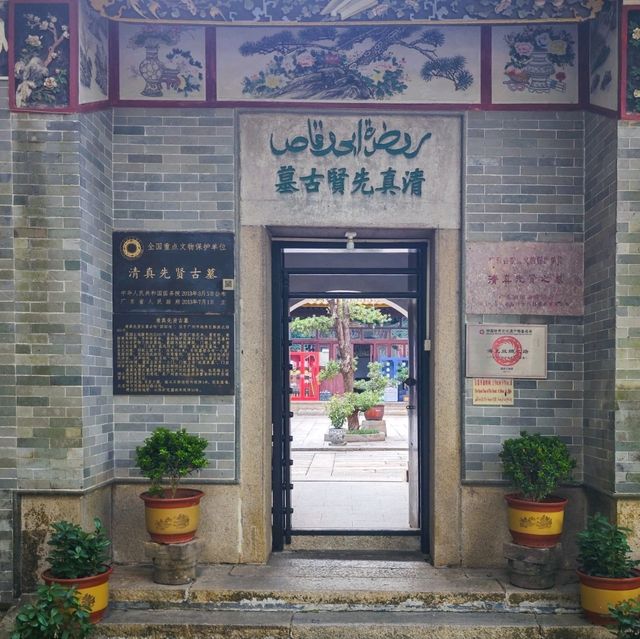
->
(12, 110, 85, 490)
(615, 121, 640, 493)
(464, 111, 585, 481)
(583, 112, 617, 494)
(79, 109, 114, 487)
(112, 107, 237, 480)
(0, 79, 15, 603)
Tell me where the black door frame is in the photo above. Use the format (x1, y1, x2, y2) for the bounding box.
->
(271, 240, 430, 553)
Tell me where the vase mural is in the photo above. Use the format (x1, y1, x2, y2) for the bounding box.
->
(119, 24, 206, 101)
(492, 24, 578, 104)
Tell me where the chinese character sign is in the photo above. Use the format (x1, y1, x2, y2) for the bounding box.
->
(239, 113, 462, 229)
(472, 378, 514, 406)
(114, 315, 234, 395)
(113, 232, 234, 314)
(465, 242, 583, 316)
(466, 324, 547, 379)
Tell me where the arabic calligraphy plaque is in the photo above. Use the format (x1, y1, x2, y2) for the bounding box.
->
(239, 113, 462, 229)
(113, 232, 234, 314)
(114, 314, 234, 395)
(466, 242, 584, 316)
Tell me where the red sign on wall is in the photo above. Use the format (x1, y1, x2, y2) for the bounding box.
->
(465, 242, 584, 316)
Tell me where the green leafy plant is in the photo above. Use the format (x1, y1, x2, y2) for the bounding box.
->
(577, 514, 640, 578)
(46, 518, 110, 579)
(610, 597, 640, 639)
(11, 583, 93, 639)
(395, 363, 409, 384)
(135, 427, 209, 497)
(318, 360, 342, 383)
(499, 431, 576, 502)
(354, 361, 393, 403)
(327, 393, 357, 429)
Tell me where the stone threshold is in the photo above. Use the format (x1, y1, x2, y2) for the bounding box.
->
(109, 554, 582, 615)
(94, 609, 611, 639)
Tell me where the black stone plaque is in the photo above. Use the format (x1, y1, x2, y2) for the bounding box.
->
(113, 314, 234, 395)
(113, 232, 234, 314)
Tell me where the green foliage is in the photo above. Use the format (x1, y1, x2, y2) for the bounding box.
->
(354, 362, 393, 402)
(318, 359, 342, 383)
(11, 583, 93, 639)
(289, 314, 334, 337)
(348, 304, 390, 326)
(327, 393, 357, 428)
(395, 363, 409, 384)
(354, 390, 380, 413)
(499, 431, 576, 502)
(135, 427, 209, 497)
(46, 518, 110, 580)
(577, 514, 640, 578)
(610, 597, 640, 639)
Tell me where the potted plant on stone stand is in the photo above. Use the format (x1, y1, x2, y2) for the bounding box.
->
(577, 513, 640, 625)
(42, 518, 112, 623)
(136, 427, 209, 544)
(499, 431, 576, 548)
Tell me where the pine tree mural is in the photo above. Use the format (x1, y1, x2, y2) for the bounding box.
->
(240, 26, 473, 100)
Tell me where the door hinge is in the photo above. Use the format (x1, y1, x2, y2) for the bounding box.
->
(423, 339, 432, 351)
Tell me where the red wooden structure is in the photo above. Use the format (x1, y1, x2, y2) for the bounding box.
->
(289, 352, 320, 401)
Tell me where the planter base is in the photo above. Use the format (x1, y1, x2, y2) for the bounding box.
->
(504, 542, 560, 590)
(144, 538, 203, 585)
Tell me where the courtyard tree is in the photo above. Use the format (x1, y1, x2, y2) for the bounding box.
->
(290, 300, 389, 429)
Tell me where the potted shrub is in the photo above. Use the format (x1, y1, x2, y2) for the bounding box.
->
(609, 596, 640, 638)
(326, 394, 355, 445)
(499, 431, 576, 547)
(11, 583, 93, 638)
(136, 427, 208, 544)
(355, 362, 392, 421)
(42, 518, 112, 623)
(577, 513, 640, 625)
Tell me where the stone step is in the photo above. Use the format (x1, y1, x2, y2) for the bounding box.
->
(109, 563, 581, 615)
(93, 609, 611, 639)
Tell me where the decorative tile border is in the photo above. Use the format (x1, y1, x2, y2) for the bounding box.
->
(622, 5, 640, 118)
(90, 0, 604, 25)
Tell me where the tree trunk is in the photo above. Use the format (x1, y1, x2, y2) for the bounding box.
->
(329, 299, 360, 430)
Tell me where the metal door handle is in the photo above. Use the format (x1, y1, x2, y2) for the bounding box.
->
(406, 405, 416, 410)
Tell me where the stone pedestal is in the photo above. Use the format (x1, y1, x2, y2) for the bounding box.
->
(503, 542, 561, 590)
(144, 538, 203, 585)
(361, 419, 387, 434)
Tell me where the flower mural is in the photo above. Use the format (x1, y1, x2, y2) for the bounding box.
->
(90, 0, 604, 24)
(502, 26, 575, 94)
(14, 5, 70, 108)
(627, 11, 640, 114)
(0, 1, 7, 77)
(120, 25, 205, 100)
(239, 26, 473, 101)
(79, 0, 109, 103)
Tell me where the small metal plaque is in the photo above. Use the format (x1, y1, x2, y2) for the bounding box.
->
(466, 324, 547, 379)
(114, 314, 234, 395)
(472, 378, 514, 405)
(113, 232, 234, 314)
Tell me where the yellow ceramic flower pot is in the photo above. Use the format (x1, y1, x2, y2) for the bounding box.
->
(43, 565, 113, 623)
(140, 488, 203, 544)
(505, 493, 567, 548)
(577, 570, 640, 625)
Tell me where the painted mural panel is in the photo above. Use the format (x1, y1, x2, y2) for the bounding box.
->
(79, 0, 109, 103)
(118, 24, 206, 101)
(216, 26, 481, 104)
(13, 3, 71, 109)
(589, 0, 618, 111)
(491, 24, 579, 104)
(90, 0, 604, 24)
(626, 9, 640, 115)
(0, 1, 7, 78)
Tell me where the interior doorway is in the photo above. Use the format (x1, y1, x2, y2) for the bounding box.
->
(271, 242, 429, 552)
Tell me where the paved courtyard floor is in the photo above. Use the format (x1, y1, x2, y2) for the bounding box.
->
(290, 413, 411, 530)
